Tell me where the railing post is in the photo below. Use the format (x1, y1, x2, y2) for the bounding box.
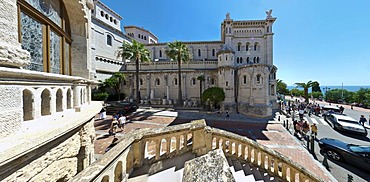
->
(133, 141, 144, 167)
(241, 144, 246, 160)
(166, 137, 171, 155)
(184, 134, 188, 150)
(155, 139, 160, 160)
(176, 135, 180, 154)
(281, 163, 287, 179)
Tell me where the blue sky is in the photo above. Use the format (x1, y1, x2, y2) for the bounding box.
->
(100, 0, 370, 86)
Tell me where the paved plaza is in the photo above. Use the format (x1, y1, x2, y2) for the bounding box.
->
(93, 108, 334, 181)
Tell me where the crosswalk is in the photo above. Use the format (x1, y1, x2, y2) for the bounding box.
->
(277, 112, 330, 126)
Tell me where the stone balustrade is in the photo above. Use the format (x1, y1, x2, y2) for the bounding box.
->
(125, 61, 218, 71)
(72, 120, 323, 182)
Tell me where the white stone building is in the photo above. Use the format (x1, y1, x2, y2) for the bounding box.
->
(91, 0, 131, 81)
(123, 12, 278, 117)
(125, 26, 158, 44)
(0, 0, 100, 181)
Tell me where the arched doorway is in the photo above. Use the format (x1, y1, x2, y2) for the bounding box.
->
(41, 89, 51, 116)
(67, 89, 72, 109)
(56, 89, 63, 112)
(23, 89, 34, 121)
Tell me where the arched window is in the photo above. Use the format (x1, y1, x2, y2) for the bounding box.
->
(239, 57, 242, 63)
(155, 78, 160, 86)
(226, 81, 229, 87)
(56, 89, 63, 112)
(236, 57, 239, 63)
(19, 0, 72, 75)
(140, 78, 143, 85)
(138, 34, 140, 38)
(257, 57, 260, 63)
(23, 89, 34, 121)
(246, 42, 250, 51)
(174, 78, 178, 86)
(225, 55, 228, 61)
(159, 50, 162, 57)
(247, 57, 250, 63)
(107, 35, 112, 46)
(144, 36, 147, 40)
(191, 78, 196, 86)
(110, 17, 113, 22)
(105, 14, 108, 20)
(237, 43, 241, 51)
(212, 49, 215, 56)
(198, 49, 201, 57)
(211, 78, 215, 85)
(41, 89, 51, 116)
(256, 74, 262, 84)
(254, 43, 258, 51)
(100, 11, 104, 17)
(267, 26, 270, 33)
(253, 57, 256, 63)
(243, 75, 247, 84)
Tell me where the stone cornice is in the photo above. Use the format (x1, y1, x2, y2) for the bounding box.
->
(124, 26, 158, 40)
(146, 41, 224, 46)
(95, 0, 122, 20)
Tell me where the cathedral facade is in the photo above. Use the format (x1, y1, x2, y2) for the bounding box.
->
(123, 12, 278, 117)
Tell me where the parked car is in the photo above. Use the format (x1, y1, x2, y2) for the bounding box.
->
(106, 101, 138, 115)
(318, 138, 370, 171)
(325, 113, 368, 136)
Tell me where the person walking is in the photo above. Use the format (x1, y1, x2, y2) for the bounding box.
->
(118, 114, 126, 132)
(99, 107, 107, 120)
(359, 115, 367, 126)
(225, 110, 230, 119)
(110, 118, 119, 136)
(311, 123, 318, 139)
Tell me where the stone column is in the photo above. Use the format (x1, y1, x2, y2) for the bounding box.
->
(0, 0, 30, 68)
(164, 74, 169, 100)
(146, 74, 151, 99)
(129, 75, 134, 98)
(182, 73, 187, 100)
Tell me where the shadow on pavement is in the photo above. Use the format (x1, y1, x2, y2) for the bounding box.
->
(319, 150, 370, 181)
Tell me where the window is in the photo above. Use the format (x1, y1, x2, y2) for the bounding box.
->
(236, 57, 239, 63)
(257, 57, 260, 63)
(237, 43, 241, 51)
(226, 81, 229, 87)
(198, 49, 201, 57)
(212, 49, 215, 56)
(159, 50, 162, 57)
(243, 75, 247, 84)
(257, 74, 262, 84)
(19, 0, 71, 75)
(191, 78, 196, 86)
(123, 80, 127, 85)
(140, 78, 143, 85)
(174, 78, 178, 86)
(247, 57, 250, 63)
(110, 17, 113, 22)
(225, 55, 228, 61)
(253, 57, 256, 63)
(246, 43, 250, 51)
(267, 26, 269, 33)
(101, 11, 104, 17)
(254, 43, 258, 51)
(107, 35, 112, 46)
(211, 78, 215, 85)
(144, 36, 147, 40)
(114, 19, 117, 24)
(105, 14, 108, 20)
(240, 57, 242, 63)
(138, 34, 140, 38)
(155, 78, 160, 86)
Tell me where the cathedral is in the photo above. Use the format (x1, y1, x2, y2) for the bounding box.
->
(122, 12, 278, 117)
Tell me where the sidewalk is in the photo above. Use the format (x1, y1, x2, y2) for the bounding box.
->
(93, 108, 336, 181)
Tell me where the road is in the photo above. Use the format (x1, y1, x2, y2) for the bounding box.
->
(278, 98, 370, 182)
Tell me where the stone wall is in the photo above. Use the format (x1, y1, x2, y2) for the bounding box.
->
(1, 118, 96, 182)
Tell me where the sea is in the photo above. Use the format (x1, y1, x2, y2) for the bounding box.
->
(287, 86, 370, 94)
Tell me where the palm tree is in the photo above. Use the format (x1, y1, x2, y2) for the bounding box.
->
(295, 81, 313, 103)
(165, 41, 191, 106)
(197, 74, 205, 106)
(117, 40, 150, 103)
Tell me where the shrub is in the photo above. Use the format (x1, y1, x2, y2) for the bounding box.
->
(92, 92, 109, 101)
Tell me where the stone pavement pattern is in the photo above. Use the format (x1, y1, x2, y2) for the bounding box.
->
(93, 108, 335, 181)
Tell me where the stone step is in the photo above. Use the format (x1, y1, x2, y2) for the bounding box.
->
(241, 162, 260, 182)
(231, 159, 252, 182)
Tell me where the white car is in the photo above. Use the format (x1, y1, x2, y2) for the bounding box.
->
(325, 114, 367, 136)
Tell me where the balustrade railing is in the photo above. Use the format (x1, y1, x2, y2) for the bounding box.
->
(72, 120, 323, 182)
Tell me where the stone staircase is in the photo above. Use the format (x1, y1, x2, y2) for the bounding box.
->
(128, 150, 282, 182)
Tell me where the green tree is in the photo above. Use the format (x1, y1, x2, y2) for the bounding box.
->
(103, 72, 126, 100)
(311, 91, 323, 99)
(353, 88, 370, 106)
(290, 88, 304, 97)
(165, 41, 191, 106)
(276, 79, 289, 95)
(117, 40, 150, 103)
(311, 81, 322, 92)
(197, 74, 205, 105)
(295, 81, 313, 103)
(202, 87, 225, 107)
